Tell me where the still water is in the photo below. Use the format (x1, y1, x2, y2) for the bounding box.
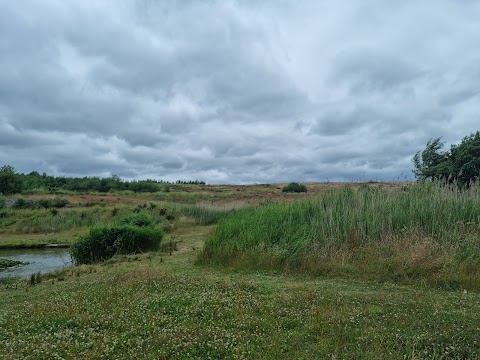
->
(0, 248, 73, 278)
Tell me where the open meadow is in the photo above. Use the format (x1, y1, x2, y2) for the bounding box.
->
(1, 182, 480, 359)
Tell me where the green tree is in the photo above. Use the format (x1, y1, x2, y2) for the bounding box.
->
(413, 138, 451, 181)
(449, 131, 480, 185)
(0, 165, 23, 195)
(414, 132, 480, 185)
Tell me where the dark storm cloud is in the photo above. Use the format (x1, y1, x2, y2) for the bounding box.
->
(1, 0, 479, 183)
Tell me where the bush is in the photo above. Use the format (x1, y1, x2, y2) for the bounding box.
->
(38, 198, 69, 209)
(51, 198, 69, 208)
(117, 212, 152, 227)
(70, 213, 162, 264)
(12, 198, 38, 209)
(0, 197, 5, 209)
(282, 182, 307, 193)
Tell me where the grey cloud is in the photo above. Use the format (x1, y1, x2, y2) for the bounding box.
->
(329, 49, 422, 94)
(1, 1, 479, 183)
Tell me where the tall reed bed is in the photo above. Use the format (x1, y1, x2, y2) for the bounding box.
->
(201, 182, 480, 288)
(180, 204, 239, 225)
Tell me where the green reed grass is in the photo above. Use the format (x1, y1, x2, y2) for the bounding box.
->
(180, 204, 236, 225)
(202, 182, 480, 288)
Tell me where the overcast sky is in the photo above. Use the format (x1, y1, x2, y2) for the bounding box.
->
(1, 1, 479, 184)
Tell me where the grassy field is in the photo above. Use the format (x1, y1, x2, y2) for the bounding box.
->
(1, 182, 480, 358)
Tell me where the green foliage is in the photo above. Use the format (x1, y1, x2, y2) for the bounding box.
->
(9, 197, 69, 210)
(70, 213, 163, 264)
(0, 165, 22, 195)
(117, 212, 153, 227)
(282, 182, 307, 193)
(0, 196, 5, 209)
(202, 182, 480, 288)
(0, 165, 207, 195)
(413, 138, 450, 180)
(414, 131, 480, 185)
(0, 258, 27, 270)
(181, 205, 235, 225)
(450, 132, 480, 185)
(12, 198, 37, 210)
(37, 198, 69, 209)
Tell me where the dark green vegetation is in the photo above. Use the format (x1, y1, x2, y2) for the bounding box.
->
(1, 179, 480, 358)
(8, 197, 69, 210)
(0, 258, 26, 270)
(70, 213, 164, 264)
(0, 165, 22, 195)
(203, 182, 480, 290)
(282, 182, 307, 193)
(414, 131, 480, 184)
(0, 164, 205, 195)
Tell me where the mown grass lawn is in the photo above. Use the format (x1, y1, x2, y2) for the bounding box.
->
(1, 224, 479, 359)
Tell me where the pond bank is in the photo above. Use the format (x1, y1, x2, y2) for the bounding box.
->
(0, 243, 70, 250)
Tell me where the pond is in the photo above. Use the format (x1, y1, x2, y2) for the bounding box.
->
(0, 248, 73, 279)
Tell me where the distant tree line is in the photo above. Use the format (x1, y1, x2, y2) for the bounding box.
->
(0, 165, 205, 195)
(413, 131, 480, 185)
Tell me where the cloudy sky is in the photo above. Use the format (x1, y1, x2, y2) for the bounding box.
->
(1, 1, 479, 184)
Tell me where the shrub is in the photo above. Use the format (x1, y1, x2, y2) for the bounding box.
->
(12, 198, 38, 209)
(70, 213, 163, 264)
(37, 199, 50, 208)
(117, 212, 153, 227)
(0, 196, 5, 209)
(51, 198, 69, 208)
(282, 182, 307, 193)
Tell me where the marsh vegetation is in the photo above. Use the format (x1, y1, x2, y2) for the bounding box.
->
(202, 182, 480, 289)
(1, 179, 479, 358)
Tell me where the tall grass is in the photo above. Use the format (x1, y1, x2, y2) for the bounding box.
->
(180, 204, 237, 225)
(201, 182, 480, 288)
